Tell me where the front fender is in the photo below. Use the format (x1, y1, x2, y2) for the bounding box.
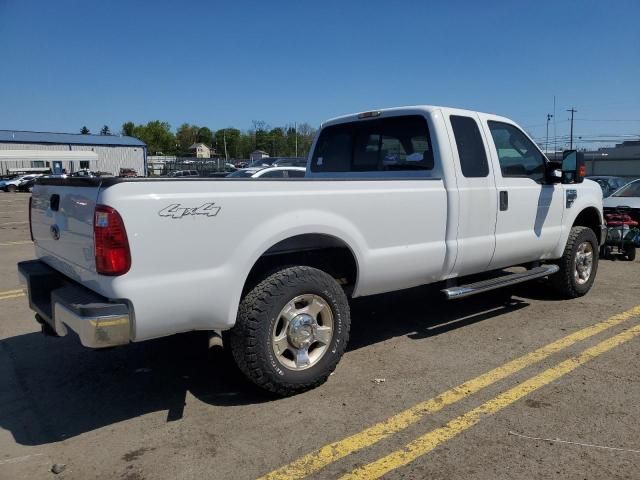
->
(552, 180, 604, 258)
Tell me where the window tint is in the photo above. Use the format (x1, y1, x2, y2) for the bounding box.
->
(288, 169, 305, 178)
(450, 116, 489, 178)
(311, 115, 434, 173)
(488, 121, 546, 183)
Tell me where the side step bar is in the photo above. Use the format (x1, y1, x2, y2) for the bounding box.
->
(442, 264, 559, 300)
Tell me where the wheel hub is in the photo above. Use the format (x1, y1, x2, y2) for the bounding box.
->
(271, 294, 335, 371)
(287, 314, 317, 348)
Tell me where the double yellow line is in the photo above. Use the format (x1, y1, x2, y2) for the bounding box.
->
(0, 288, 25, 301)
(260, 305, 640, 480)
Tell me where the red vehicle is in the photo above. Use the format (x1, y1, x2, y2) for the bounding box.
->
(119, 168, 137, 178)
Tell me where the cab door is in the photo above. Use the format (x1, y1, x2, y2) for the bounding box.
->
(445, 113, 498, 276)
(482, 119, 564, 269)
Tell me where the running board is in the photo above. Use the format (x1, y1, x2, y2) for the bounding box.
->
(442, 264, 559, 300)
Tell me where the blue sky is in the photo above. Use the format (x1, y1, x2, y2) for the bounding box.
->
(0, 0, 638, 148)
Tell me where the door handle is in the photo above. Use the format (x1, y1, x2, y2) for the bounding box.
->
(499, 191, 508, 211)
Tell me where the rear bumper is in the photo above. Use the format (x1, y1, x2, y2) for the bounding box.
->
(17, 260, 130, 348)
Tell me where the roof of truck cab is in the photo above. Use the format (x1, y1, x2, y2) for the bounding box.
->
(322, 105, 511, 127)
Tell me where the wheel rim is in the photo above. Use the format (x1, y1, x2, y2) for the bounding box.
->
(271, 294, 334, 371)
(574, 241, 594, 285)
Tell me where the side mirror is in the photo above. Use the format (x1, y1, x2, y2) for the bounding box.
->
(561, 150, 585, 184)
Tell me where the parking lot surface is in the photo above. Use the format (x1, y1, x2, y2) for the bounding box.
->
(1, 192, 639, 480)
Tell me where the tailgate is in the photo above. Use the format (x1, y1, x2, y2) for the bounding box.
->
(31, 181, 100, 273)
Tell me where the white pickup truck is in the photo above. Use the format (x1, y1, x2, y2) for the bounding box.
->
(19, 105, 605, 395)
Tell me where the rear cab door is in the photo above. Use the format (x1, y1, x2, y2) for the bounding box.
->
(479, 114, 564, 268)
(442, 110, 498, 276)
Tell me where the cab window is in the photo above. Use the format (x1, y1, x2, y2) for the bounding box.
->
(488, 121, 546, 183)
(311, 115, 434, 173)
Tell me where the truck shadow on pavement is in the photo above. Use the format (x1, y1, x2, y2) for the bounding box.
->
(0, 286, 529, 446)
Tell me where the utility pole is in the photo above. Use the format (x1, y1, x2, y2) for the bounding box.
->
(567, 107, 577, 149)
(223, 129, 228, 162)
(545, 114, 553, 154)
(294, 122, 298, 157)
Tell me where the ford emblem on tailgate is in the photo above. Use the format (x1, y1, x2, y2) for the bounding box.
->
(50, 224, 60, 240)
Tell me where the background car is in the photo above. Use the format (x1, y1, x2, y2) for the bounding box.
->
(169, 170, 199, 177)
(227, 166, 306, 178)
(586, 176, 631, 198)
(603, 179, 640, 222)
(0, 174, 43, 192)
(270, 157, 307, 167)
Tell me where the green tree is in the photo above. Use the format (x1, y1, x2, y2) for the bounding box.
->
(268, 127, 287, 156)
(100, 125, 111, 135)
(80, 126, 90, 134)
(176, 123, 199, 154)
(134, 121, 176, 155)
(196, 126, 214, 146)
(215, 128, 241, 159)
(121, 121, 135, 137)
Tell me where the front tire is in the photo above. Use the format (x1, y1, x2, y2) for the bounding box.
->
(550, 226, 599, 298)
(229, 266, 350, 396)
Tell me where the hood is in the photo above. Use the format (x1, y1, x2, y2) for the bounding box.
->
(603, 196, 640, 209)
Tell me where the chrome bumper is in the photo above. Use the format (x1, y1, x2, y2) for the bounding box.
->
(18, 260, 130, 348)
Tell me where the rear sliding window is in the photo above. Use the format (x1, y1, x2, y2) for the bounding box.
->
(311, 116, 434, 173)
(450, 115, 489, 178)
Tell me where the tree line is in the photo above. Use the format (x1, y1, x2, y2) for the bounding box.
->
(81, 121, 317, 159)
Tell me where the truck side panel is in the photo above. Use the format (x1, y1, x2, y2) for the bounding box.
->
(98, 179, 448, 341)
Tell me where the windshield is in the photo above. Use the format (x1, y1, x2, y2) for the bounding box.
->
(612, 180, 640, 197)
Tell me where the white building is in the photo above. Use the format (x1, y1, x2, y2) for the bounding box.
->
(0, 150, 98, 175)
(189, 143, 214, 159)
(0, 130, 147, 176)
(250, 150, 269, 162)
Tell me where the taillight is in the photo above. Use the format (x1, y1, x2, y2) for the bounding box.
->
(29, 196, 33, 241)
(94, 205, 131, 276)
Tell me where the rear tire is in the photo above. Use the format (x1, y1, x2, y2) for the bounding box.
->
(625, 246, 636, 262)
(550, 226, 599, 298)
(6, 184, 16, 193)
(229, 266, 350, 396)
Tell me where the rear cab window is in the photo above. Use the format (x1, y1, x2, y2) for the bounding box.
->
(310, 115, 437, 177)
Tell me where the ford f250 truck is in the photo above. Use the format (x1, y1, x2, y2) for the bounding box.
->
(19, 106, 605, 395)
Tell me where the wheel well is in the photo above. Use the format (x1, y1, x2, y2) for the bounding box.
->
(242, 234, 358, 296)
(573, 207, 602, 244)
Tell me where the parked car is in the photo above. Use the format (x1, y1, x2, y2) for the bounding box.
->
(227, 166, 306, 178)
(169, 170, 199, 177)
(246, 158, 277, 168)
(0, 174, 43, 192)
(603, 179, 640, 222)
(119, 168, 138, 178)
(69, 169, 112, 178)
(271, 157, 307, 167)
(586, 176, 631, 198)
(20, 105, 604, 396)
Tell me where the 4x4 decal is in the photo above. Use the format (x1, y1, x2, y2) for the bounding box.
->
(159, 202, 221, 219)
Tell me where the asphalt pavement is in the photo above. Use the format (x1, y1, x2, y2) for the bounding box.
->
(1, 192, 639, 480)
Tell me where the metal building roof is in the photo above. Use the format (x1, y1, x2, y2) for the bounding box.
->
(0, 130, 146, 147)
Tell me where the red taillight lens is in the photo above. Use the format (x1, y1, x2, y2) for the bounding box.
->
(94, 205, 131, 276)
(29, 196, 33, 241)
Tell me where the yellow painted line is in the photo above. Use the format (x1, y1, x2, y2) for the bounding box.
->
(259, 305, 640, 480)
(0, 221, 28, 226)
(0, 288, 25, 295)
(0, 240, 33, 246)
(0, 293, 25, 301)
(342, 322, 640, 479)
